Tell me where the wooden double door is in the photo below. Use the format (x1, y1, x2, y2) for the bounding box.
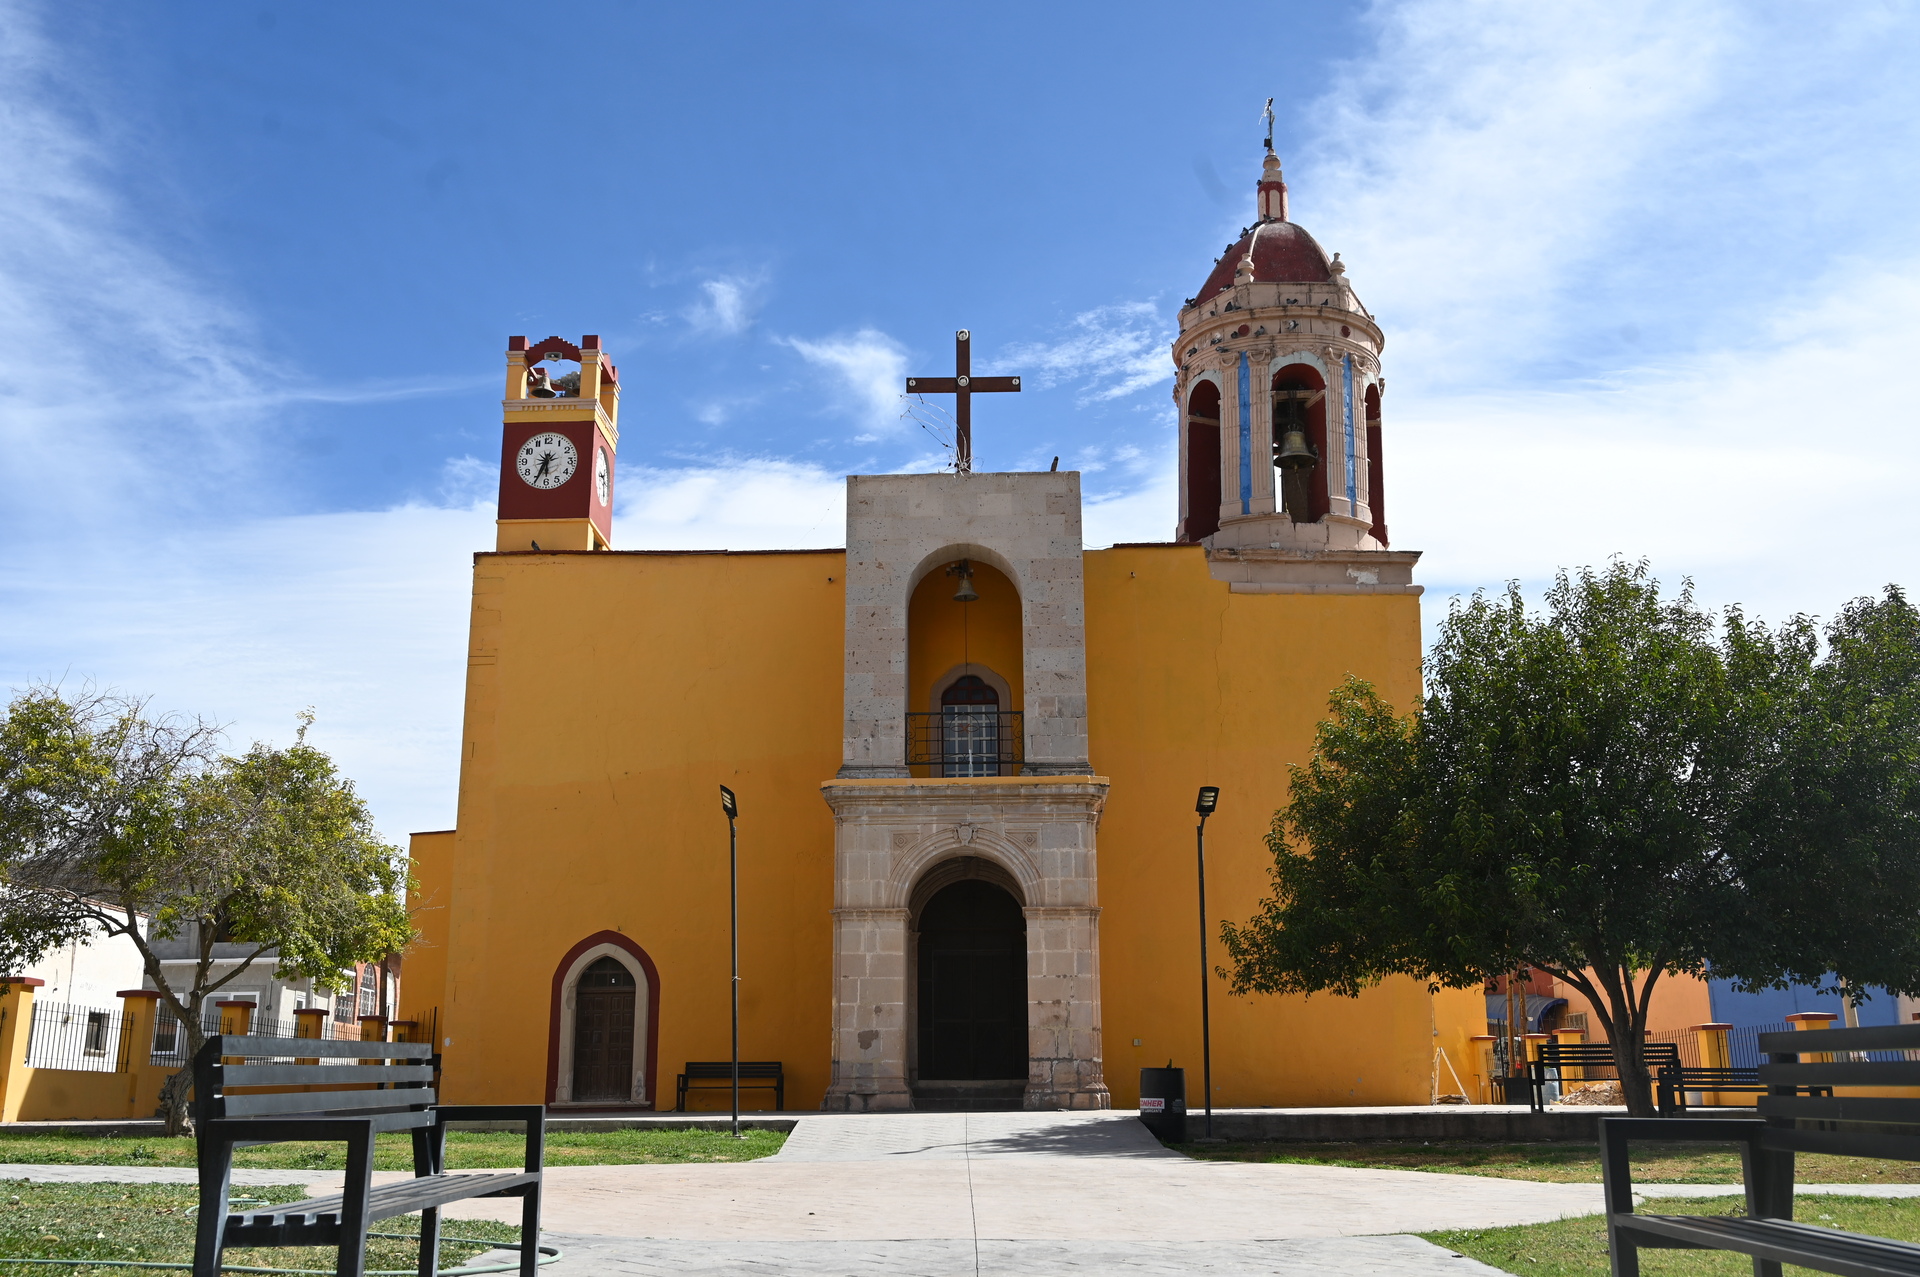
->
(572, 956, 637, 1103)
(916, 880, 1028, 1081)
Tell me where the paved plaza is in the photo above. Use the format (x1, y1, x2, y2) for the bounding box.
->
(6, 1110, 1914, 1275)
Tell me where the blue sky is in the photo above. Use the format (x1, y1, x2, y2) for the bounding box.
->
(2, 0, 1917, 840)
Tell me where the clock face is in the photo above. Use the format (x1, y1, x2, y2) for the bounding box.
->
(595, 446, 610, 505)
(516, 433, 578, 489)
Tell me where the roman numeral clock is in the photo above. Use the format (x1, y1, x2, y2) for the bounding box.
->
(496, 335, 621, 553)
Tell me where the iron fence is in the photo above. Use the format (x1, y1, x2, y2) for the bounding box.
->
(905, 710, 1023, 776)
(24, 1001, 128, 1073)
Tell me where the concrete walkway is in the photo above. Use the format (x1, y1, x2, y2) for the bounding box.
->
(4, 1110, 1912, 1275)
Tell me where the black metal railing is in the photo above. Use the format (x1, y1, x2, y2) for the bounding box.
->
(25, 1001, 129, 1073)
(906, 710, 1023, 776)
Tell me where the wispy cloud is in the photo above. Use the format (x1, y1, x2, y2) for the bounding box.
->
(778, 328, 909, 435)
(685, 271, 767, 337)
(1008, 303, 1172, 403)
(614, 458, 845, 549)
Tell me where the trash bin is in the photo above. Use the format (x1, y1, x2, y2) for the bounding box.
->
(1500, 1073, 1532, 1105)
(1138, 1066, 1187, 1142)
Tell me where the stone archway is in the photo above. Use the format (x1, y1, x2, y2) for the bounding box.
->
(546, 931, 660, 1108)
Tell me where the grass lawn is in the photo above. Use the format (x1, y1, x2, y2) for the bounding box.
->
(1172, 1139, 1920, 1185)
(0, 1127, 785, 1171)
(0, 1180, 523, 1276)
(1424, 1194, 1920, 1276)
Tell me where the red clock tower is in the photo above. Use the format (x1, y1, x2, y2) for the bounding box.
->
(496, 334, 620, 552)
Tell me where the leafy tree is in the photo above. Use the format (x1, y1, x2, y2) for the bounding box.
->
(0, 687, 414, 1132)
(1221, 564, 1920, 1115)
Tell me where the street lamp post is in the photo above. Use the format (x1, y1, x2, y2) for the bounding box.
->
(1195, 785, 1220, 1140)
(719, 784, 740, 1138)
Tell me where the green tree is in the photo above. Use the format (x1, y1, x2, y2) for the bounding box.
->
(1221, 564, 1920, 1116)
(0, 688, 415, 1132)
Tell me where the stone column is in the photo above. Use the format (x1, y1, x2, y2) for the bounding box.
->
(1024, 906, 1108, 1109)
(823, 908, 913, 1111)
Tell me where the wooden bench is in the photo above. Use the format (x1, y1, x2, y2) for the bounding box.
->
(1527, 1040, 1682, 1112)
(675, 1060, 784, 1112)
(1656, 1062, 1832, 1116)
(1605, 1023, 1920, 1276)
(190, 1033, 544, 1277)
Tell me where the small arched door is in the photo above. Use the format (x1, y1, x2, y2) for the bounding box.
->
(917, 879, 1027, 1081)
(571, 956, 636, 1102)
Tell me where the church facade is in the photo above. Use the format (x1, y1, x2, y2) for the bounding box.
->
(402, 149, 1486, 1112)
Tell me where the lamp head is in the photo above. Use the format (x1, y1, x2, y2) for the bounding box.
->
(719, 784, 737, 820)
(1196, 785, 1220, 816)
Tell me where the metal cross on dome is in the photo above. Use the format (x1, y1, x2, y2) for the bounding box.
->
(905, 330, 1021, 474)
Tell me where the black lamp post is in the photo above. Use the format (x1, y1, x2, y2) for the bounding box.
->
(1195, 785, 1220, 1139)
(719, 784, 741, 1138)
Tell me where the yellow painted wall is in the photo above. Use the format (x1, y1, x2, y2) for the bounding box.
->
(415, 538, 1475, 1110)
(1082, 544, 1448, 1106)
(403, 830, 455, 1040)
(422, 549, 845, 1109)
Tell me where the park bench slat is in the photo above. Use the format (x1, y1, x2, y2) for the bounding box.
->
(1760, 1095, 1920, 1124)
(245, 1172, 540, 1227)
(1760, 1026, 1920, 1054)
(210, 1035, 432, 1060)
(1622, 1215, 1920, 1276)
(223, 1063, 436, 1087)
(1762, 1061, 1920, 1088)
(222, 1087, 438, 1117)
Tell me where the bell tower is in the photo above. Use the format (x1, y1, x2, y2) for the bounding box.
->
(496, 334, 620, 552)
(1168, 140, 1419, 595)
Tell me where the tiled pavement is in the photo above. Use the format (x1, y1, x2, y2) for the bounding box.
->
(7, 1110, 1914, 1275)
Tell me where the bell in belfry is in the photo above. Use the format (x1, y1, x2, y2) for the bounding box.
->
(1275, 428, 1315, 469)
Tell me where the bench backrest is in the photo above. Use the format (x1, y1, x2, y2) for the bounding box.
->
(1758, 1024, 1920, 1160)
(192, 1035, 438, 1135)
(1539, 1041, 1682, 1067)
(684, 1061, 782, 1079)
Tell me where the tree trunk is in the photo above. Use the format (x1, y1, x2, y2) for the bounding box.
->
(158, 1010, 209, 1136)
(1611, 1033, 1656, 1117)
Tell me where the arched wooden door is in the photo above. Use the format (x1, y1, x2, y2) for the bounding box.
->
(916, 879, 1027, 1081)
(571, 956, 636, 1102)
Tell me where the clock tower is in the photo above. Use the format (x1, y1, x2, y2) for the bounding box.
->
(496, 334, 620, 552)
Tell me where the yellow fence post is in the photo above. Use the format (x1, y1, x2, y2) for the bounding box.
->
(0, 978, 45, 1122)
(1689, 1022, 1732, 1106)
(216, 1000, 255, 1067)
(1552, 1027, 1585, 1093)
(117, 990, 164, 1119)
(389, 1020, 416, 1044)
(293, 1008, 327, 1067)
(1468, 1034, 1497, 1103)
(1786, 1011, 1838, 1064)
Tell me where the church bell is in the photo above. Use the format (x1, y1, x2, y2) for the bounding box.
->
(1275, 429, 1316, 469)
(949, 560, 980, 604)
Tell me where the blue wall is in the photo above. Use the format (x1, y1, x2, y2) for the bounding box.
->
(1707, 979, 1900, 1029)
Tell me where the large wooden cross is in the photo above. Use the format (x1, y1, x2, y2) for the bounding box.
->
(904, 329, 1021, 474)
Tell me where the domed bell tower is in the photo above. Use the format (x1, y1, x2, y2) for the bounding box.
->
(1171, 142, 1416, 594)
(496, 335, 620, 552)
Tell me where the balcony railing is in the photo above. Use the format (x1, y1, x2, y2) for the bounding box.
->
(906, 709, 1023, 776)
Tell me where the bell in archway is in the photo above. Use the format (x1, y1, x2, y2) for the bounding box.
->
(1275, 429, 1315, 470)
(948, 560, 980, 603)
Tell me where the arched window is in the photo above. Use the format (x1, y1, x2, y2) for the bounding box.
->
(1364, 384, 1387, 547)
(941, 675, 1000, 777)
(1181, 381, 1221, 542)
(1271, 365, 1329, 524)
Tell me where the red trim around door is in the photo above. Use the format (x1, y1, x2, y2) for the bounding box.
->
(546, 931, 662, 1109)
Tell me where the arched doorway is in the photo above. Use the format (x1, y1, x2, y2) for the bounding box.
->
(547, 931, 659, 1107)
(916, 877, 1027, 1086)
(571, 957, 636, 1102)
(1181, 380, 1222, 541)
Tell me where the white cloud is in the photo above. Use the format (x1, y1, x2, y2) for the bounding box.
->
(0, 503, 495, 840)
(1008, 303, 1173, 403)
(685, 272, 766, 337)
(779, 328, 909, 435)
(615, 458, 846, 549)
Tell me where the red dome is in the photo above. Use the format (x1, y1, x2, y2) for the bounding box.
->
(1194, 220, 1334, 306)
